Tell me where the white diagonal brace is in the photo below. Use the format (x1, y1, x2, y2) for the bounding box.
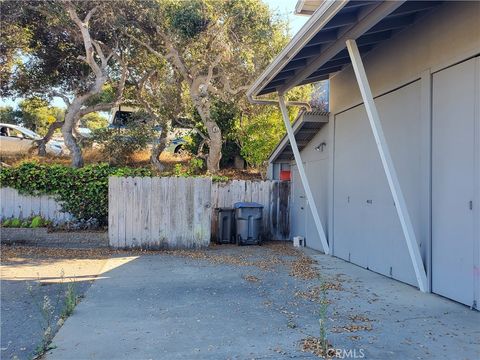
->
(346, 39, 428, 292)
(278, 95, 330, 254)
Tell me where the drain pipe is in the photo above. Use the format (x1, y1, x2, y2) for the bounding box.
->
(248, 93, 330, 255)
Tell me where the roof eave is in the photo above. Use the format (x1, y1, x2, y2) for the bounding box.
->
(246, 0, 348, 100)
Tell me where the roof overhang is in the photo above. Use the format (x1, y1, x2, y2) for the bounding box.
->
(248, 0, 444, 98)
(295, 0, 323, 16)
(269, 110, 329, 163)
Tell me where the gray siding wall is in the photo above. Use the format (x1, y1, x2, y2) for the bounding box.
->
(290, 125, 330, 252)
(330, 1, 480, 114)
(333, 81, 423, 286)
(292, 1, 480, 292)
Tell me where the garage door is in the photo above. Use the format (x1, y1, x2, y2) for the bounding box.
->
(432, 57, 480, 307)
(333, 81, 425, 286)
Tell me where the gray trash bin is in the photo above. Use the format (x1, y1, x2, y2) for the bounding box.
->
(234, 202, 263, 245)
(216, 208, 235, 244)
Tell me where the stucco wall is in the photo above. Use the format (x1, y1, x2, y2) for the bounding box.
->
(330, 1, 480, 114)
(285, 0, 479, 297)
(290, 124, 330, 251)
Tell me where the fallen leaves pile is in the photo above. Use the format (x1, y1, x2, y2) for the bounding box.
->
(331, 323, 373, 333)
(289, 255, 320, 279)
(0, 242, 299, 274)
(348, 314, 372, 322)
(294, 286, 331, 303)
(300, 337, 334, 358)
(1, 245, 119, 261)
(243, 274, 260, 282)
(321, 281, 343, 291)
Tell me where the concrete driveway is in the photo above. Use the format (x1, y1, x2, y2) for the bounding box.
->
(0, 246, 138, 360)
(40, 243, 480, 360)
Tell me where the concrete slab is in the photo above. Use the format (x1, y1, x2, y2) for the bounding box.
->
(44, 245, 479, 360)
(305, 248, 480, 360)
(0, 248, 133, 360)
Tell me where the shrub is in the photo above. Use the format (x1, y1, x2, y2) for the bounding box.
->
(30, 215, 44, 228)
(10, 218, 21, 227)
(0, 162, 153, 225)
(172, 158, 204, 177)
(88, 113, 159, 165)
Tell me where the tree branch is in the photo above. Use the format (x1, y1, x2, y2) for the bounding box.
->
(64, 1, 102, 77)
(51, 91, 71, 107)
(136, 69, 161, 119)
(126, 31, 192, 84)
(175, 117, 208, 141)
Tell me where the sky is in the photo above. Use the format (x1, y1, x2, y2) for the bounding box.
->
(263, 0, 309, 35)
(1, 0, 308, 110)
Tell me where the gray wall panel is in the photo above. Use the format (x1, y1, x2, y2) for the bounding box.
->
(333, 81, 422, 286)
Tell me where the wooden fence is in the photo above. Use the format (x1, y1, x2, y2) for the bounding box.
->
(108, 177, 212, 249)
(0, 187, 72, 222)
(109, 177, 290, 249)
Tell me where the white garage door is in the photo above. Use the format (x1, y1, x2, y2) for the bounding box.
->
(432, 57, 480, 307)
(333, 81, 425, 287)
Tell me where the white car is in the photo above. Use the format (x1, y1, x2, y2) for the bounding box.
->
(0, 123, 64, 156)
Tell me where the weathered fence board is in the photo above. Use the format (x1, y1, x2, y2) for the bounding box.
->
(109, 176, 212, 249)
(0, 187, 72, 222)
(109, 177, 290, 249)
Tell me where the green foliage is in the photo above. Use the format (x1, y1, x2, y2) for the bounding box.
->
(0, 162, 153, 224)
(90, 114, 158, 165)
(166, 0, 210, 39)
(30, 215, 44, 228)
(17, 97, 64, 135)
(1, 216, 51, 228)
(211, 175, 229, 183)
(0, 106, 20, 124)
(172, 158, 204, 177)
(8, 218, 21, 227)
(79, 112, 108, 130)
(61, 282, 77, 319)
(238, 86, 314, 169)
(186, 100, 241, 166)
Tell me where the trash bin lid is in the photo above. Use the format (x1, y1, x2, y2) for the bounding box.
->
(233, 202, 264, 209)
(216, 207, 234, 211)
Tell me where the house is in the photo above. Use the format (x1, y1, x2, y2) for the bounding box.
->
(248, 0, 479, 308)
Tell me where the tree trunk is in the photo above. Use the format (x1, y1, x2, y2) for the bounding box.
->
(37, 121, 64, 156)
(62, 104, 84, 168)
(205, 120, 222, 173)
(150, 130, 168, 172)
(190, 89, 222, 173)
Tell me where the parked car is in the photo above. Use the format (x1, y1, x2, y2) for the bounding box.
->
(0, 123, 64, 156)
(165, 136, 187, 154)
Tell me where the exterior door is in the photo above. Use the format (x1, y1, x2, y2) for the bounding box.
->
(290, 164, 306, 239)
(432, 57, 479, 307)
